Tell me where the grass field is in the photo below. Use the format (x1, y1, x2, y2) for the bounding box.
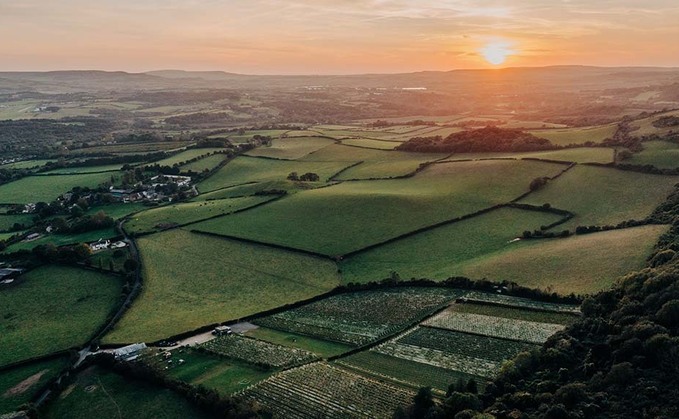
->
(125, 195, 274, 234)
(520, 165, 679, 230)
(192, 181, 287, 201)
(104, 229, 339, 343)
(179, 153, 226, 172)
(337, 351, 480, 393)
(0, 357, 68, 414)
(245, 136, 336, 159)
(40, 164, 125, 174)
(340, 138, 400, 150)
(245, 327, 353, 358)
(0, 160, 56, 170)
(196, 156, 350, 193)
(340, 207, 563, 283)
(0, 214, 34, 232)
(529, 124, 617, 146)
(629, 109, 679, 137)
(194, 160, 565, 255)
(626, 141, 679, 169)
(0, 172, 117, 204)
(0, 265, 123, 367)
(69, 141, 192, 155)
(157, 349, 273, 396)
(3, 228, 118, 253)
(85, 202, 149, 220)
(456, 225, 668, 294)
(444, 147, 615, 164)
(44, 367, 205, 419)
(152, 148, 226, 167)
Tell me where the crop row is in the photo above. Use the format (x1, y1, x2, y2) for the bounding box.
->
(398, 327, 538, 362)
(373, 342, 500, 378)
(241, 362, 415, 418)
(422, 310, 564, 344)
(201, 335, 318, 368)
(253, 288, 463, 345)
(461, 291, 581, 314)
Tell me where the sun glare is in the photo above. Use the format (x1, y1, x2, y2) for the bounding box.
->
(480, 41, 515, 65)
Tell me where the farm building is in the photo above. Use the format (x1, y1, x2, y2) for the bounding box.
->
(112, 343, 147, 361)
(89, 239, 111, 252)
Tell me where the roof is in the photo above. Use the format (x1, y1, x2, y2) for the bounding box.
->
(112, 343, 147, 357)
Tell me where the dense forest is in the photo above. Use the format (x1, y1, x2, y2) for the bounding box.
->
(396, 126, 556, 153)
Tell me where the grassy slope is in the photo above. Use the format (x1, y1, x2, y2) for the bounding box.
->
(520, 165, 679, 230)
(104, 229, 340, 343)
(179, 153, 226, 172)
(245, 136, 336, 160)
(40, 164, 125, 174)
(626, 141, 679, 169)
(528, 124, 617, 146)
(193, 160, 565, 256)
(0, 214, 34, 232)
(125, 195, 274, 234)
(0, 265, 122, 367)
(196, 156, 349, 193)
(340, 139, 400, 150)
(444, 147, 615, 164)
(0, 357, 69, 414)
(457, 225, 668, 295)
(340, 207, 562, 284)
(152, 148, 226, 167)
(0, 172, 116, 204)
(0, 160, 56, 170)
(44, 367, 205, 419)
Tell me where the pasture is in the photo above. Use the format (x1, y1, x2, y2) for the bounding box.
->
(0, 357, 68, 414)
(0, 172, 117, 204)
(193, 160, 565, 255)
(520, 165, 679, 230)
(179, 153, 226, 172)
(340, 207, 563, 284)
(0, 265, 122, 367)
(444, 147, 615, 164)
(0, 214, 34, 232)
(40, 164, 125, 174)
(0, 159, 56, 170)
(104, 229, 339, 343)
(125, 195, 274, 234)
(340, 138, 400, 150)
(196, 156, 350, 193)
(44, 367, 205, 419)
(626, 141, 679, 169)
(529, 124, 617, 145)
(456, 225, 668, 295)
(151, 148, 226, 167)
(245, 136, 336, 159)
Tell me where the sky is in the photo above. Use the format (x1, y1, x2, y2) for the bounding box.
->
(1, 0, 679, 74)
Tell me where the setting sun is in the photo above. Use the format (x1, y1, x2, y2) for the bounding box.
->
(480, 41, 515, 65)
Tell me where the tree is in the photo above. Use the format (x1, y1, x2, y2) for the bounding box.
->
(287, 172, 299, 181)
(412, 387, 436, 418)
(123, 258, 138, 273)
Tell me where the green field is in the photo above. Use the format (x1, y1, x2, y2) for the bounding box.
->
(0, 265, 123, 367)
(85, 202, 149, 220)
(125, 195, 274, 234)
(3, 228, 118, 253)
(0, 160, 56, 170)
(444, 147, 615, 164)
(44, 367, 205, 419)
(0, 172, 117, 204)
(152, 148, 226, 167)
(340, 207, 563, 283)
(104, 229, 340, 343)
(521, 165, 679, 230)
(69, 141, 192, 155)
(529, 124, 617, 146)
(626, 141, 679, 169)
(40, 164, 125, 174)
(245, 327, 353, 358)
(0, 357, 68, 414)
(340, 138, 400, 150)
(192, 181, 286, 201)
(457, 225, 668, 295)
(337, 351, 482, 393)
(629, 109, 679, 137)
(245, 136, 336, 159)
(196, 156, 350, 193)
(194, 160, 564, 255)
(179, 153, 226, 172)
(0, 214, 34, 232)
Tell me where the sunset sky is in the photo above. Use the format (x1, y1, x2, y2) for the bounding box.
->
(2, 0, 679, 74)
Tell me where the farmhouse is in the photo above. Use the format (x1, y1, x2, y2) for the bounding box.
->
(89, 239, 111, 252)
(112, 343, 147, 361)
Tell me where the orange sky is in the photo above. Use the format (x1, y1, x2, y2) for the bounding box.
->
(2, 1, 679, 74)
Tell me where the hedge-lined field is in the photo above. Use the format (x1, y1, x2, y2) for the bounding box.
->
(0, 357, 69, 414)
(528, 124, 617, 145)
(0, 265, 122, 367)
(245, 136, 336, 160)
(104, 229, 340, 343)
(0, 172, 117, 204)
(626, 141, 679, 169)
